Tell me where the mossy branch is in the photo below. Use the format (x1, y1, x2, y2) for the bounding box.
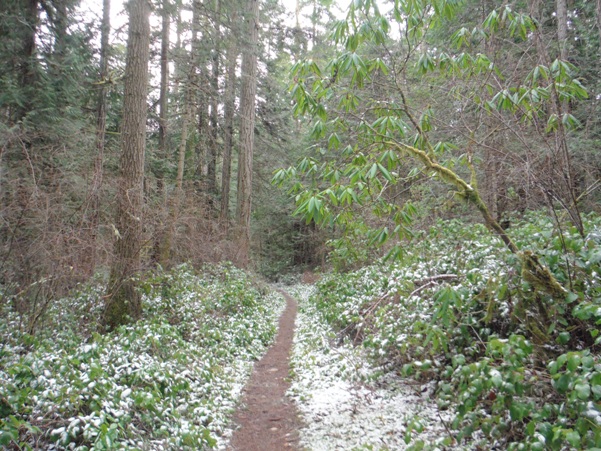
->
(384, 140, 568, 307)
(384, 140, 519, 254)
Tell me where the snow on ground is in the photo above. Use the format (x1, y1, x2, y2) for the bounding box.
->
(288, 284, 455, 450)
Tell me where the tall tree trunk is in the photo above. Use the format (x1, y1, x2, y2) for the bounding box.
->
(220, 12, 238, 228)
(208, 0, 220, 200)
(556, 0, 568, 61)
(152, 0, 171, 266)
(104, 0, 151, 330)
(312, 0, 317, 47)
(158, 0, 170, 184)
(86, 0, 111, 276)
(597, 0, 601, 46)
(196, 103, 208, 186)
(52, 0, 69, 62)
(191, 0, 207, 191)
(235, 0, 259, 266)
(18, 0, 39, 119)
(176, 109, 191, 193)
(172, 8, 183, 105)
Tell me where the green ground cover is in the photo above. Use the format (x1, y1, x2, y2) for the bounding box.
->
(307, 212, 601, 449)
(0, 263, 285, 450)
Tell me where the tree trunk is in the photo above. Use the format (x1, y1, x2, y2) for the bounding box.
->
(597, 0, 601, 46)
(208, 0, 220, 200)
(52, 0, 69, 62)
(104, 0, 151, 330)
(172, 8, 183, 105)
(196, 103, 208, 185)
(158, 0, 170, 176)
(220, 13, 238, 228)
(556, 0, 568, 61)
(86, 0, 111, 276)
(235, 0, 259, 266)
(18, 0, 39, 119)
(312, 0, 317, 47)
(151, 0, 170, 266)
(191, 0, 208, 192)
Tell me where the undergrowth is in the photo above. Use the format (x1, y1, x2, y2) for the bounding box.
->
(0, 263, 285, 450)
(308, 212, 601, 449)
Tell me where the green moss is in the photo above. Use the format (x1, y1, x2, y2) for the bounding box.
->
(520, 250, 567, 300)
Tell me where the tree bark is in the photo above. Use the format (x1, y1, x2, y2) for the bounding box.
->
(220, 12, 238, 228)
(191, 0, 208, 190)
(235, 0, 259, 266)
(208, 0, 220, 199)
(151, 0, 170, 266)
(597, 0, 601, 50)
(158, 0, 170, 175)
(18, 0, 39, 119)
(104, 0, 151, 330)
(556, 0, 568, 61)
(51, 0, 69, 63)
(172, 8, 183, 105)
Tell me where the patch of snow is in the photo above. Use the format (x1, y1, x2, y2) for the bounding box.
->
(289, 284, 456, 450)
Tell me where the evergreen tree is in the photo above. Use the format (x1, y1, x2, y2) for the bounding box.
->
(104, 0, 151, 330)
(235, 0, 259, 266)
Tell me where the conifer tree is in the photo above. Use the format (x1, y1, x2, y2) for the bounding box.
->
(235, 0, 259, 266)
(104, 0, 151, 330)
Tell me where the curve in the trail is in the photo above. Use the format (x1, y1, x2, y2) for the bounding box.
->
(228, 292, 302, 451)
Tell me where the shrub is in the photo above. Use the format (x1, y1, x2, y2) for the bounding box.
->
(308, 212, 601, 449)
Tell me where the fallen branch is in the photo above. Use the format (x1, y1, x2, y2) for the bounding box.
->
(413, 274, 458, 286)
(410, 274, 458, 298)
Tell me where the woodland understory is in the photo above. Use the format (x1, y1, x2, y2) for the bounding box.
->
(1, 0, 601, 448)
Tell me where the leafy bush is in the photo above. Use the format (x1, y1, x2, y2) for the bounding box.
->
(0, 263, 285, 450)
(308, 212, 601, 449)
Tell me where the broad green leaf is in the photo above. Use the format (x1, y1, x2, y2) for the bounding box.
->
(377, 163, 394, 182)
(574, 382, 590, 400)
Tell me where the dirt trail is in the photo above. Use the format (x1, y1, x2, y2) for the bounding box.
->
(227, 292, 302, 451)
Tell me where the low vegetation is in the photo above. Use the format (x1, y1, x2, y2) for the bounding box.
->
(0, 264, 285, 450)
(306, 211, 601, 449)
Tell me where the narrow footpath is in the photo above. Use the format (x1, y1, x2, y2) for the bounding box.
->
(228, 292, 302, 451)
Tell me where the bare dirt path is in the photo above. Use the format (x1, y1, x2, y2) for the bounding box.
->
(227, 291, 302, 451)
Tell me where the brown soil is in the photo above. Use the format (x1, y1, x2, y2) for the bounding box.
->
(301, 271, 321, 284)
(227, 292, 303, 451)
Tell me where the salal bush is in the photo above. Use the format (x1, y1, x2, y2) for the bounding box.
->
(310, 213, 601, 449)
(0, 263, 284, 450)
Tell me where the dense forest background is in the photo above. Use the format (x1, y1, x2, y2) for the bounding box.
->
(1, 0, 600, 324)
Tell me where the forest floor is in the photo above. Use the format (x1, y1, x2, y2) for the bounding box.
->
(227, 286, 453, 450)
(227, 292, 302, 450)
